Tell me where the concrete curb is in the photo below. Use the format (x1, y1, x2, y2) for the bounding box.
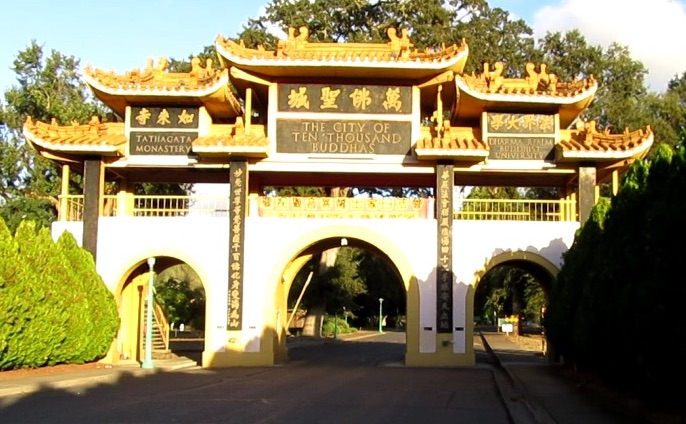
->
(0, 358, 199, 398)
(0, 369, 134, 397)
(479, 332, 557, 424)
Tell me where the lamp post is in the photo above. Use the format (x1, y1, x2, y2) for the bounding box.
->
(334, 310, 338, 340)
(378, 298, 384, 333)
(141, 257, 156, 369)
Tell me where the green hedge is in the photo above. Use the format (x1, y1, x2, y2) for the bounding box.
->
(547, 144, 686, 408)
(0, 220, 119, 370)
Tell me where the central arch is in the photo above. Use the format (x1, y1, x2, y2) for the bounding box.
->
(266, 224, 419, 365)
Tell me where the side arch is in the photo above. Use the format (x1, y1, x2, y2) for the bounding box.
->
(470, 250, 560, 338)
(113, 248, 211, 297)
(111, 249, 210, 365)
(472, 250, 561, 292)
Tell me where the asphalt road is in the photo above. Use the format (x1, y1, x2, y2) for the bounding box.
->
(0, 331, 518, 424)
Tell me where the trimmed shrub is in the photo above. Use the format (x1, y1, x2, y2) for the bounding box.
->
(0, 220, 119, 370)
(7, 221, 68, 368)
(56, 231, 119, 361)
(322, 315, 356, 337)
(548, 144, 686, 408)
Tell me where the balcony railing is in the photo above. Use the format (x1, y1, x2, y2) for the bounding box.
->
(58, 195, 577, 222)
(454, 198, 575, 222)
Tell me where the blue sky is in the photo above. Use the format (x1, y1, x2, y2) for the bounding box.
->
(1, 0, 685, 94)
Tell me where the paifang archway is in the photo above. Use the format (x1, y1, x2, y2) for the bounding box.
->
(23, 26, 652, 367)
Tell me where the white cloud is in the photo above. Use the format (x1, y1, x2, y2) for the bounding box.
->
(532, 0, 686, 92)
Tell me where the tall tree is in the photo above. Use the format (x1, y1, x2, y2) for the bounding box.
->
(535, 31, 659, 148)
(0, 41, 106, 231)
(534, 30, 604, 83)
(236, 0, 536, 71)
(648, 71, 686, 149)
(453, 2, 536, 75)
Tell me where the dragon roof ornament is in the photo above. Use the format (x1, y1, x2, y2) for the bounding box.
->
(84, 56, 227, 91)
(218, 26, 468, 67)
(460, 61, 597, 97)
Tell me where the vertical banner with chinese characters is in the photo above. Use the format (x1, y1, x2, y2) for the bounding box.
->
(436, 163, 454, 333)
(227, 160, 247, 331)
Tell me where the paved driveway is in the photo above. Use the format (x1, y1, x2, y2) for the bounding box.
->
(0, 331, 518, 424)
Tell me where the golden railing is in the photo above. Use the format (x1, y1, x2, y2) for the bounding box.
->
(128, 195, 230, 217)
(63, 195, 230, 218)
(257, 196, 431, 218)
(153, 301, 170, 352)
(455, 198, 576, 222)
(61, 196, 85, 221)
(58, 195, 577, 222)
(138, 292, 170, 355)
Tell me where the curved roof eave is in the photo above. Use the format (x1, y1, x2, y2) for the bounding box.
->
(22, 118, 126, 156)
(558, 142, 653, 162)
(215, 29, 469, 80)
(82, 71, 232, 98)
(455, 78, 598, 106)
(557, 130, 653, 162)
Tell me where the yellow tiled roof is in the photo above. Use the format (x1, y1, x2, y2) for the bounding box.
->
(414, 120, 652, 162)
(557, 120, 653, 161)
(23, 116, 269, 159)
(23, 116, 126, 154)
(192, 119, 269, 158)
(83, 57, 243, 120)
(84, 57, 226, 92)
(457, 62, 597, 98)
(453, 62, 597, 128)
(216, 26, 469, 79)
(415, 126, 488, 160)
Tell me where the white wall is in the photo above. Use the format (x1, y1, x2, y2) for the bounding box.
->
(52, 217, 579, 355)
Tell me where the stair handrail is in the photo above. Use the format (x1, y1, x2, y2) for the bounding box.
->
(152, 296, 170, 351)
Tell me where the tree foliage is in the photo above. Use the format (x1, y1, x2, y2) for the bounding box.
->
(236, 0, 535, 76)
(0, 41, 106, 228)
(355, 246, 405, 327)
(474, 265, 546, 325)
(546, 142, 686, 408)
(156, 264, 205, 330)
(0, 220, 119, 369)
(290, 247, 367, 314)
(287, 245, 405, 329)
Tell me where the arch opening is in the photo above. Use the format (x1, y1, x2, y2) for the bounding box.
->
(278, 236, 409, 364)
(473, 253, 558, 339)
(114, 256, 206, 366)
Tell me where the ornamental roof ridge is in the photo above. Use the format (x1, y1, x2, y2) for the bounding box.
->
(24, 115, 120, 136)
(23, 116, 126, 153)
(416, 126, 486, 150)
(414, 125, 488, 160)
(569, 119, 653, 147)
(83, 56, 228, 92)
(193, 127, 270, 154)
(557, 120, 654, 160)
(216, 26, 468, 64)
(458, 61, 597, 97)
